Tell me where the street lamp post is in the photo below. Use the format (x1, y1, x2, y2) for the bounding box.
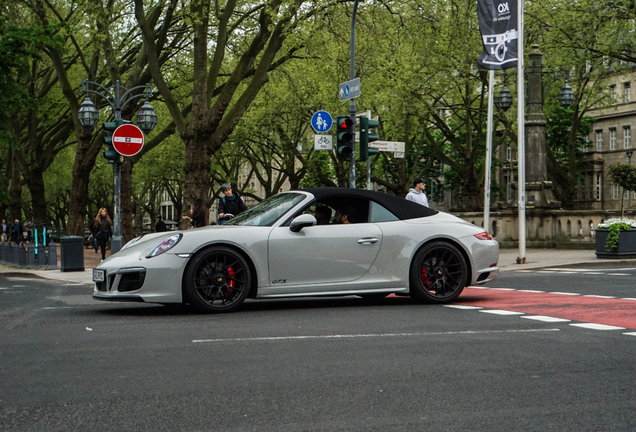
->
(495, 53, 574, 264)
(78, 80, 157, 253)
(627, 150, 634, 210)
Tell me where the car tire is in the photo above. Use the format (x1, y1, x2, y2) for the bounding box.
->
(183, 246, 252, 313)
(409, 241, 468, 304)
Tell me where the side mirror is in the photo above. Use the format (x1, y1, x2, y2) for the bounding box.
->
(290, 214, 317, 233)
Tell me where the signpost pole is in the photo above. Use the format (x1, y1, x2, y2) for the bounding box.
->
(112, 82, 123, 254)
(348, 0, 360, 189)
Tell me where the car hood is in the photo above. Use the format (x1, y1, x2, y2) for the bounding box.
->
(108, 224, 267, 261)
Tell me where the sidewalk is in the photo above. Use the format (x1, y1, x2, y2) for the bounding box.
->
(0, 244, 107, 284)
(3, 243, 635, 285)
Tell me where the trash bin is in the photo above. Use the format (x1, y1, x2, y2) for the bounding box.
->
(60, 236, 85, 272)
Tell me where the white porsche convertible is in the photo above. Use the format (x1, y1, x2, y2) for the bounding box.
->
(93, 188, 499, 313)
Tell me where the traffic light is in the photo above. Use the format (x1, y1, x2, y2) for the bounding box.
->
(103, 119, 124, 163)
(336, 115, 354, 161)
(359, 116, 380, 160)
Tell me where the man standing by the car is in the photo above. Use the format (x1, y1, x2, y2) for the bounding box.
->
(406, 177, 429, 207)
(218, 183, 248, 224)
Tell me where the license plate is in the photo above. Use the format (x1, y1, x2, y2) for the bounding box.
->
(93, 269, 105, 282)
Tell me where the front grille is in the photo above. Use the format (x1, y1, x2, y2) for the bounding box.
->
(96, 281, 107, 291)
(118, 269, 147, 292)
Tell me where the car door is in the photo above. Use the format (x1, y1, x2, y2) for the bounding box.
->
(267, 222, 383, 288)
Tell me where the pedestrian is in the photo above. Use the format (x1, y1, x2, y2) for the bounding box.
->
(218, 183, 247, 224)
(182, 199, 206, 229)
(92, 208, 113, 260)
(155, 214, 167, 232)
(11, 219, 22, 245)
(406, 177, 429, 207)
(0, 219, 7, 244)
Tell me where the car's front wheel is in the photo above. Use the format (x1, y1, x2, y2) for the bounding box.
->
(183, 247, 251, 313)
(409, 241, 468, 304)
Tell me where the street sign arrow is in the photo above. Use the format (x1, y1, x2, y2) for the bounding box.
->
(339, 78, 361, 102)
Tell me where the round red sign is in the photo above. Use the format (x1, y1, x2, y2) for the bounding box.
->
(112, 124, 145, 157)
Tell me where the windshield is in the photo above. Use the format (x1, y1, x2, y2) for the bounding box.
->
(224, 193, 306, 226)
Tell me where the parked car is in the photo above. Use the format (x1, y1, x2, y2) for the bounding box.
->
(92, 188, 499, 313)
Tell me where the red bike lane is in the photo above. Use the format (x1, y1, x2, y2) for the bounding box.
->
(457, 287, 636, 330)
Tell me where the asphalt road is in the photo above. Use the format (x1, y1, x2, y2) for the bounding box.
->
(1, 268, 635, 431)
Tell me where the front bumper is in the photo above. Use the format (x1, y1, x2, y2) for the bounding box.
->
(92, 250, 188, 304)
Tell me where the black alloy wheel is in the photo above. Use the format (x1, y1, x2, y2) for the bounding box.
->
(409, 241, 468, 304)
(184, 247, 251, 313)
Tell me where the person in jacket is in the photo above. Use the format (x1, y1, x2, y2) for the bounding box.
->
(92, 208, 113, 260)
(182, 199, 206, 229)
(406, 177, 429, 207)
(11, 219, 22, 245)
(218, 183, 247, 224)
(1, 219, 7, 244)
(155, 214, 167, 232)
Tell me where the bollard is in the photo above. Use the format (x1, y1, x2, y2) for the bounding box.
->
(17, 245, 27, 268)
(5, 243, 11, 264)
(37, 244, 46, 268)
(11, 244, 19, 265)
(27, 244, 36, 267)
(46, 241, 59, 270)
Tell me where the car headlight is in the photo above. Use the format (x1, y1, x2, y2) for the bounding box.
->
(121, 236, 144, 250)
(146, 234, 182, 258)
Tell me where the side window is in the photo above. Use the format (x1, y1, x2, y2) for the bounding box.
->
(369, 201, 399, 223)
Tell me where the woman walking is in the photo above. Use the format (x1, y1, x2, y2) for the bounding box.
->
(182, 198, 206, 229)
(92, 208, 113, 260)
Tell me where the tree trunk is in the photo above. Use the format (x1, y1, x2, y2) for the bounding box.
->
(9, 149, 22, 222)
(25, 170, 47, 223)
(183, 133, 212, 225)
(66, 137, 98, 236)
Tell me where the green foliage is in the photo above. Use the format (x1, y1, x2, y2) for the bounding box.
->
(607, 163, 636, 192)
(606, 222, 634, 249)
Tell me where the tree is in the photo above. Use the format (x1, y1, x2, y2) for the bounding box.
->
(134, 0, 321, 217)
(607, 163, 636, 217)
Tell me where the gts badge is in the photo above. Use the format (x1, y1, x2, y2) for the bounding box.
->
(272, 279, 287, 284)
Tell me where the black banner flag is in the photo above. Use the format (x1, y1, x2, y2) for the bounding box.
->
(477, 0, 518, 70)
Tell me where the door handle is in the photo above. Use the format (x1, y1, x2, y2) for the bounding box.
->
(357, 237, 379, 244)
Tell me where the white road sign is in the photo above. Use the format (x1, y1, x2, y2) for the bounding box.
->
(314, 134, 333, 150)
(394, 152, 405, 159)
(370, 141, 405, 152)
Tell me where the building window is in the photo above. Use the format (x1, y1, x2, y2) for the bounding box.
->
(625, 83, 631, 102)
(506, 147, 512, 161)
(613, 184, 620, 200)
(610, 129, 617, 150)
(624, 126, 631, 148)
(596, 130, 603, 151)
(610, 85, 617, 103)
(583, 134, 590, 152)
(596, 173, 602, 201)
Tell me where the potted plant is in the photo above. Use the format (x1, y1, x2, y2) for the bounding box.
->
(595, 218, 636, 258)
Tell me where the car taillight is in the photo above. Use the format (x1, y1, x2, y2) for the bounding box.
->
(474, 232, 492, 241)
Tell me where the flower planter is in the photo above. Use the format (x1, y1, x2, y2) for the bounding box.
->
(595, 229, 636, 259)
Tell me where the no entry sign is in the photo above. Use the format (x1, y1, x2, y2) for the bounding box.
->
(112, 124, 144, 156)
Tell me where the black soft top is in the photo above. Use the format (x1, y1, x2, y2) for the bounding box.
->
(300, 187, 438, 220)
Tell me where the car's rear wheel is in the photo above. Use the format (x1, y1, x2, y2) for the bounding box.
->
(409, 241, 468, 304)
(184, 247, 251, 313)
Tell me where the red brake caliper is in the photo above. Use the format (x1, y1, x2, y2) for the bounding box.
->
(420, 266, 432, 288)
(226, 266, 235, 296)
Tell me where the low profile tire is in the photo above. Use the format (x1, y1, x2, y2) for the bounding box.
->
(409, 241, 468, 304)
(183, 247, 252, 313)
